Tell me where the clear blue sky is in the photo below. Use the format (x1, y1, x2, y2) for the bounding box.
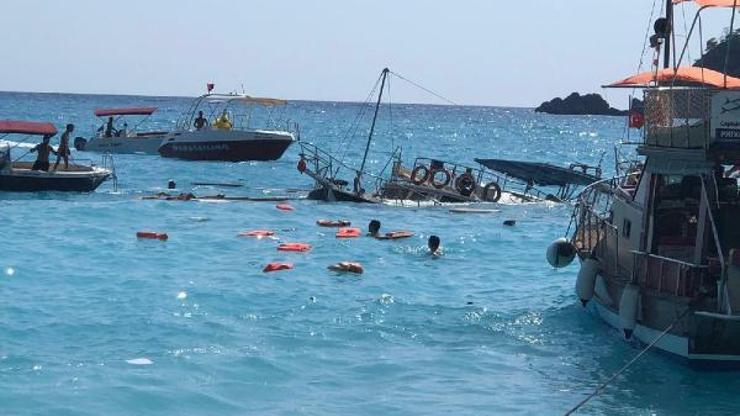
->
(0, 0, 732, 107)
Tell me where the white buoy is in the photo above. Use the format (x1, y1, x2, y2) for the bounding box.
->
(619, 284, 640, 339)
(575, 258, 599, 306)
(546, 237, 576, 268)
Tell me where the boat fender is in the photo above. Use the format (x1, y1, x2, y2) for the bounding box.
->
(316, 219, 351, 227)
(411, 165, 430, 185)
(276, 203, 294, 211)
(297, 158, 307, 173)
(482, 182, 502, 202)
(455, 173, 477, 196)
(277, 242, 312, 252)
(431, 169, 451, 189)
(74, 137, 87, 151)
(546, 237, 576, 268)
(239, 230, 275, 238)
(263, 262, 294, 273)
(619, 284, 640, 339)
(136, 231, 168, 241)
(575, 258, 599, 306)
(336, 227, 362, 238)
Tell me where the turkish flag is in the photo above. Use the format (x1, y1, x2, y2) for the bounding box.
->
(629, 110, 645, 129)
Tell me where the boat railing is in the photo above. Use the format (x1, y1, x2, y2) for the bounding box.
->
(402, 157, 554, 201)
(631, 251, 711, 299)
(101, 153, 118, 191)
(298, 142, 391, 193)
(642, 87, 713, 149)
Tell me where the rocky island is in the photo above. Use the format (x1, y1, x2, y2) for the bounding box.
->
(535, 92, 626, 116)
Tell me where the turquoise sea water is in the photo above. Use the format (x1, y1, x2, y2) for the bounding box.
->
(2, 91, 740, 415)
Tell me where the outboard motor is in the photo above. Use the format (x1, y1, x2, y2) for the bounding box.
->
(74, 137, 87, 151)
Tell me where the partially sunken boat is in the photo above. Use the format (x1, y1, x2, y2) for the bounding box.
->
(0, 120, 113, 192)
(298, 68, 393, 203)
(548, 0, 740, 367)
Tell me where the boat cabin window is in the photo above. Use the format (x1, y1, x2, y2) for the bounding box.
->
(650, 174, 700, 262)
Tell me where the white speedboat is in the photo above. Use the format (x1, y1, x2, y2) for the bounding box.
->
(548, 0, 740, 368)
(74, 107, 167, 154)
(158, 94, 298, 161)
(0, 120, 113, 192)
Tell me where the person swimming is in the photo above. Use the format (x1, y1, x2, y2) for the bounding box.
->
(367, 219, 414, 240)
(327, 261, 364, 274)
(368, 219, 381, 237)
(428, 235, 442, 256)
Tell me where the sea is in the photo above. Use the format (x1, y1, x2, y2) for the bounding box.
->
(1, 91, 739, 415)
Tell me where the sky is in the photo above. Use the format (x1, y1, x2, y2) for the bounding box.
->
(0, 0, 734, 107)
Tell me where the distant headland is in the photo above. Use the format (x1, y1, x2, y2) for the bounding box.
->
(535, 92, 626, 116)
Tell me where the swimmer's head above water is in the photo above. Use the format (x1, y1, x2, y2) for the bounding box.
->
(428, 235, 441, 254)
(368, 219, 381, 236)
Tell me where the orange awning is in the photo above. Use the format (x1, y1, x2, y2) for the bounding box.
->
(607, 66, 740, 89)
(674, 0, 740, 8)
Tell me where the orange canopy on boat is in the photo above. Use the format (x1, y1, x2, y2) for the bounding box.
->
(607, 66, 740, 89)
(674, 0, 740, 7)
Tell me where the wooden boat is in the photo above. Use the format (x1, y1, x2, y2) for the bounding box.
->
(549, 0, 740, 367)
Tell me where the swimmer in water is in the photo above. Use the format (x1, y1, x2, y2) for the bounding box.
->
(368, 219, 381, 237)
(328, 261, 364, 274)
(428, 235, 442, 256)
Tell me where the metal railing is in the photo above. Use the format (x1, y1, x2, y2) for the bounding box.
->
(643, 87, 713, 149)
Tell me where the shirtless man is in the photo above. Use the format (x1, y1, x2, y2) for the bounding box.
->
(31, 134, 57, 172)
(54, 124, 74, 170)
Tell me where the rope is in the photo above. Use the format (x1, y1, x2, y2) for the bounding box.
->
(564, 306, 691, 416)
(389, 71, 459, 106)
(637, 0, 660, 74)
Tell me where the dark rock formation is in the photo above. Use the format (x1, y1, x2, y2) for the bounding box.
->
(535, 92, 627, 116)
(695, 30, 740, 77)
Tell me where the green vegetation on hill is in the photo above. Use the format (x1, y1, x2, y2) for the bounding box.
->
(695, 29, 740, 77)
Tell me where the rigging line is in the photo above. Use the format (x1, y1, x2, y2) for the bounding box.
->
(563, 307, 691, 416)
(681, 3, 692, 62)
(336, 80, 381, 164)
(334, 74, 382, 157)
(637, 0, 660, 73)
(389, 71, 459, 106)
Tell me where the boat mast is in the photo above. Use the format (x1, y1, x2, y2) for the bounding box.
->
(664, 0, 673, 69)
(357, 68, 390, 182)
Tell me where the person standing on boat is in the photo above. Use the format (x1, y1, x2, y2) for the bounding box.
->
(194, 111, 209, 130)
(103, 117, 117, 138)
(30, 134, 57, 172)
(54, 124, 74, 170)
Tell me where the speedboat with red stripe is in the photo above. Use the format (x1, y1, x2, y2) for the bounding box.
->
(158, 93, 298, 162)
(74, 106, 167, 154)
(0, 120, 113, 192)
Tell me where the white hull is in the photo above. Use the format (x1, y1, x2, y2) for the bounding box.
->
(79, 135, 165, 154)
(590, 299, 740, 366)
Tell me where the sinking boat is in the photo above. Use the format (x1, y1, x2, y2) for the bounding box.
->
(475, 158, 601, 201)
(159, 93, 298, 161)
(548, 0, 740, 367)
(381, 157, 552, 203)
(298, 68, 393, 203)
(74, 106, 167, 154)
(0, 120, 113, 192)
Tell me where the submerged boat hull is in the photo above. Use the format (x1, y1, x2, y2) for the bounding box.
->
(158, 130, 295, 162)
